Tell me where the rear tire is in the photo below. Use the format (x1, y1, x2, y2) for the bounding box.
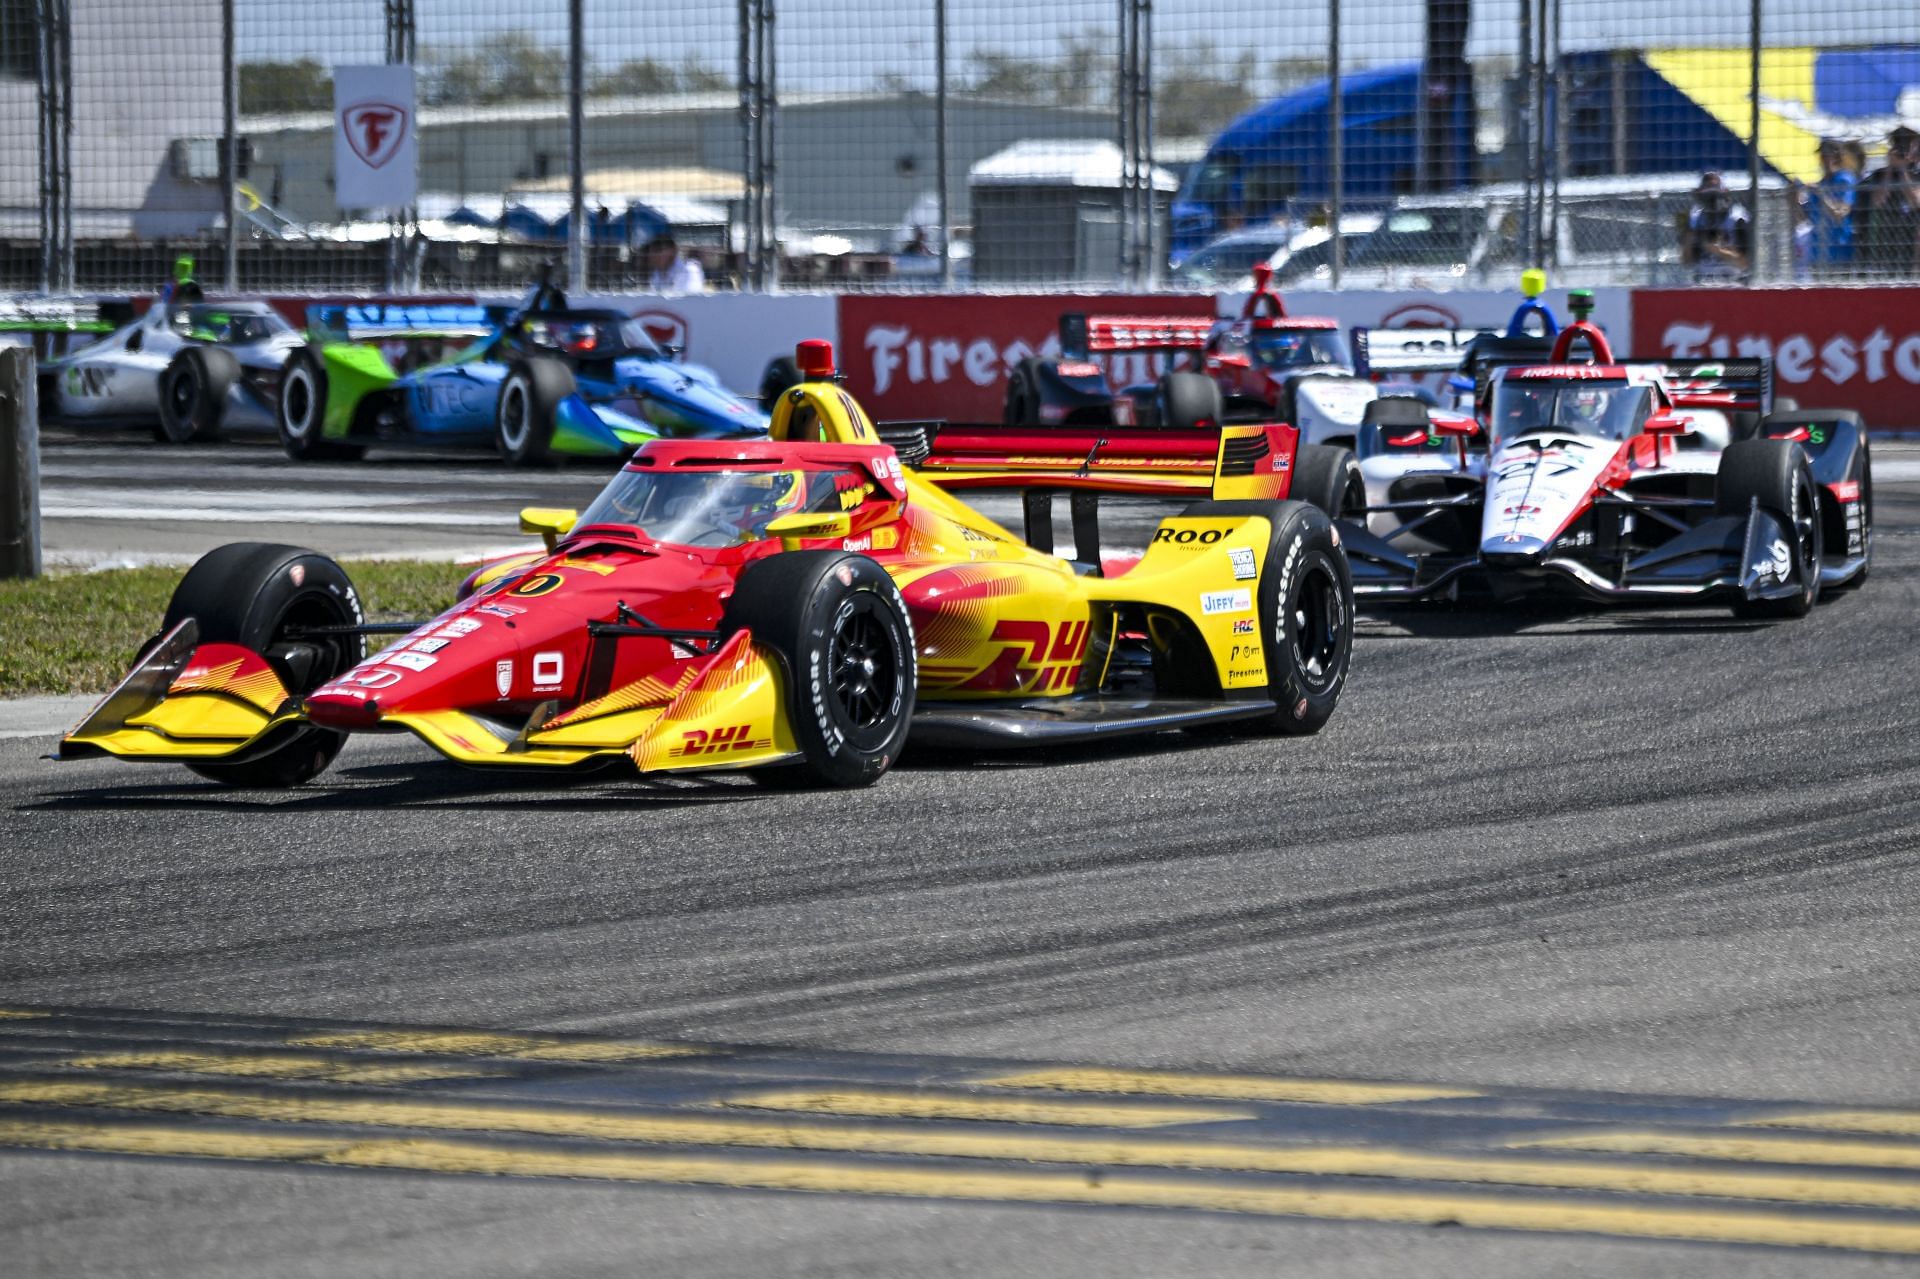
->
(163, 542, 367, 786)
(1155, 371, 1223, 429)
(759, 355, 801, 408)
(157, 347, 238, 443)
(278, 347, 365, 462)
(1181, 499, 1353, 734)
(723, 550, 916, 788)
(1289, 443, 1365, 519)
(1717, 439, 1822, 619)
(496, 357, 575, 466)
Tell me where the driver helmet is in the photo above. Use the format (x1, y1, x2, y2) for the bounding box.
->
(1567, 386, 1608, 424)
(713, 471, 805, 530)
(556, 321, 600, 355)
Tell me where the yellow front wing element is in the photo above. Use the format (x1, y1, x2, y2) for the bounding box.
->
(61, 622, 304, 762)
(627, 631, 799, 772)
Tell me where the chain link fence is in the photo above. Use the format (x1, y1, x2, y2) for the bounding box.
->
(8, 0, 1920, 293)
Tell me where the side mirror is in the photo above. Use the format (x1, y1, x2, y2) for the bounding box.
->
(765, 510, 851, 552)
(1643, 413, 1687, 436)
(1430, 413, 1478, 464)
(519, 506, 578, 550)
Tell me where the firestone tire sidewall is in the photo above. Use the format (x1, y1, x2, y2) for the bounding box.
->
(1259, 505, 1354, 735)
(789, 560, 917, 787)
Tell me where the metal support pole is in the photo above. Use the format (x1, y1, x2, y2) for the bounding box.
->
(1117, 0, 1133, 285)
(36, 0, 73, 295)
(1329, 0, 1343, 289)
(1142, 0, 1155, 286)
(1748, 0, 1763, 283)
(936, 0, 952, 287)
(385, 0, 417, 292)
(0, 349, 41, 581)
(1549, 0, 1564, 272)
(738, 0, 755, 288)
(567, 0, 586, 291)
(222, 0, 238, 291)
(1531, 0, 1549, 264)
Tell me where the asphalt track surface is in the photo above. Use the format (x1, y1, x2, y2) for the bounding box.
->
(5, 428, 1920, 1275)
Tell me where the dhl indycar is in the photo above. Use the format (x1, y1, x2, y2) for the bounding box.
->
(1338, 314, 1871, 618)
(62, 341, 1353, 789)
(1002, 265, 1379, 446)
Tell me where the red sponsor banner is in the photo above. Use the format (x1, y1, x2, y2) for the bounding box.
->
(838, 293, 1217, 422)
(1634, 288, 1920, 430)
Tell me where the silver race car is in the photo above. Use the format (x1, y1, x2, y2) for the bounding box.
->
(39, 280, 304, 443)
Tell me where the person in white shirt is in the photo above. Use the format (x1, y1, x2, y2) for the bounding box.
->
(644, 232, 705, 294)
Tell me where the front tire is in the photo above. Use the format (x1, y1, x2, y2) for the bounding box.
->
(278, 348, 365, 462)
(723, 550, 916, 788)
(1003, 358, 1043, 425)
(1183, 499, 1353, 734)
(1717, 439, 1822, 620)
(496, 357, 576, 466)
(1289, 443, 1365, 519)
(157, 347, 238, 443)
(162, 542, 367, 786)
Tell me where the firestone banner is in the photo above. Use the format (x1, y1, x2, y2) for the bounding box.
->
(1634, 288, 1920, 430)
(333, 65, 418, 211)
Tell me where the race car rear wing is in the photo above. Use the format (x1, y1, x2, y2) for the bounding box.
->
(1059, 312, 1217, 361)
(910, 422, 1297, 502)
(1624, 357, 1773, 413)
(306, 302, 508, 344)
(1350, 326, 1498, 378)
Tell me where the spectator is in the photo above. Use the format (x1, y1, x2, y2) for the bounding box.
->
(644, 232, 705, 294)
(1861, 126, 1920, 277)
(1798, 137, 1860, 272)
(1681, 171, 1751, 282)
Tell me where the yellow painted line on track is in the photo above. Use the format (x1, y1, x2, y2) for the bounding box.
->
(9, 1080, 1920, 1215)
(0, 1011, 48, 1020)
(4, 1117, 1920, 1255)
(717, 1089, 1254, 1128)
(1516, 1130, 1920, 1171)
(979, 1067, 1478, 1106)
(61, 1052, 504, 1085)
(1742, 1112, 1920, 1139)
(286, 1030, 706, 1063)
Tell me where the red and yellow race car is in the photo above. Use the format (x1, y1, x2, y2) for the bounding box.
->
(61, 341, 1354, 789)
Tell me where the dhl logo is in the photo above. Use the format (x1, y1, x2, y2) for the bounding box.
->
(960, 618, 1092, 693)
(671, 724, 773, 757)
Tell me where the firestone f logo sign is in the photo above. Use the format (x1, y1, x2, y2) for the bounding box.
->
(342, 101, 409, 169)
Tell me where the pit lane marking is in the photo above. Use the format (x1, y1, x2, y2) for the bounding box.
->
(1516, 1129, 1920, 1170)
(977, 1066, 1478, 1106)
(716, 1088, 1251, 1129)
(7, 1115, 1920, 1256)
(1742, 1109, 1920, 1138)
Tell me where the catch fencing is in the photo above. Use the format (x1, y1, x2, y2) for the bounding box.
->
(9, 0, 1920, 293)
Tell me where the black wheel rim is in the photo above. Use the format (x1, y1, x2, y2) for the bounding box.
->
(169, 368, 197, 419)
(1792, 473, 1820, 587)
(265, 587, 362, 695)
(1285, 561, 1345, 693)
(828, 594, 900, 745)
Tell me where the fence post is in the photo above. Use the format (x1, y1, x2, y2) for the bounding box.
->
(936, 0, 952, 287)
(1748, 0, 1763, 284)
(222, 0, 238, 291)
(0, 349, 41, 582)
(567, 0, 587, 292)
(1329, 0, 1343, 289)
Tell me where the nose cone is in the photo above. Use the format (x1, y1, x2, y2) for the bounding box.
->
(1480, 532, 1551, 567)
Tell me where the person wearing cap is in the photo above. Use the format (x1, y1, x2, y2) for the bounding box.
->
(1861, 127, 1920, 276)
(1681, 170, 1751, 283)
(1796, 138, 1860, 272)
(644, 231, 706, 294)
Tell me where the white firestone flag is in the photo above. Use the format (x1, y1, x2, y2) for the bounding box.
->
(333, 64, 418, 211)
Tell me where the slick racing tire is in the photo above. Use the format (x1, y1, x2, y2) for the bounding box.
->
(1717, 439, 1823, 620)
(1289, 443, 1365, 519)
(156, 347, 239, 444)
(1003, 358, 1044, 426)
(163, 542, 367, 787)
(723, 550, 916, 789)
(278, 348, 365, 462)
(1155, 371, 1223, 430)
(759, 355, 801, 408)
(1183, 498, 1353, 735)
(496, 357, 576, 466)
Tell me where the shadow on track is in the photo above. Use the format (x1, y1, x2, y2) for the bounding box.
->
(1355, 600, 1780, 641)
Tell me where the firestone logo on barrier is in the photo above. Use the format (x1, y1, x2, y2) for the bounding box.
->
(862, 326, 1169, 396)
(1661, 321, 1920, 386)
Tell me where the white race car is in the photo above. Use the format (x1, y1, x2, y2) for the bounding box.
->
(39, 282, 305, 442)
(1336, 320, 1872, 619)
